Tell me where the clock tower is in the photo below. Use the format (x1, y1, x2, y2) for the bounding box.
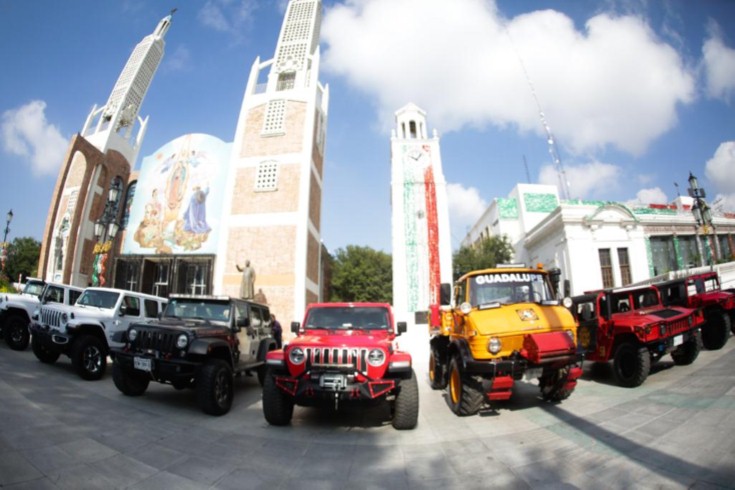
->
(390, 103, 453, 326)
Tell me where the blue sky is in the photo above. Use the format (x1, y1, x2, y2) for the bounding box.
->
(1, 0, 734, 254)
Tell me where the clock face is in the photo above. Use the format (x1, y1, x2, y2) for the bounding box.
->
(406, 145, 430, 165)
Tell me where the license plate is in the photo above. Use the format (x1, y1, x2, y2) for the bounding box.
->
(319, 374, 346, 390)
(673, 335, 683, 347)
(134, 357, 152, 372)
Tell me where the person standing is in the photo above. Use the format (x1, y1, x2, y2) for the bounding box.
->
(271, 313, 282, 349)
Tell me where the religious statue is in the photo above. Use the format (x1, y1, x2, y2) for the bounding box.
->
(236, 260, 256, 299)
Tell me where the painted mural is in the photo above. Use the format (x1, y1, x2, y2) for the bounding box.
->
(123, 134, 231, 255)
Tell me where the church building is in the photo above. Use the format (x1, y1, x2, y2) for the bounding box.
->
(39, 0, 329, 325)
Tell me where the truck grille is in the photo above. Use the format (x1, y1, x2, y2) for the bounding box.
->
(131, 327, 179, 354)
(667, 316, 693, 336)
(39, 307, 63, 328)
(305, 347, 370, 374)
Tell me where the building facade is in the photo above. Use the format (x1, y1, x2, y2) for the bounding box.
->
(390, 104, 453, 325)
(40, 1, 328, 325)
(462, 183, 735, 296)
(38, 12, 173, 287)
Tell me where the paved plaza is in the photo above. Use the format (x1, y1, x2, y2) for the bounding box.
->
(1, 326, 734, 489)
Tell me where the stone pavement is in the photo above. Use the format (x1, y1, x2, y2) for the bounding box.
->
(1, 326, 734, 489)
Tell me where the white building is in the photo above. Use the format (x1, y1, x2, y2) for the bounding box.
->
(390, 104, 453, 325)
(463, 183, 735, 296)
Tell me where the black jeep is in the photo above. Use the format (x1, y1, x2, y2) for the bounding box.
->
(110, 295, 276, 415)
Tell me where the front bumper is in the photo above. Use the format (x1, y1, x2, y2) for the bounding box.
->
(273, 371, 397, 403)
(29, 323, 70, 351)
(113, 350, 202, 383)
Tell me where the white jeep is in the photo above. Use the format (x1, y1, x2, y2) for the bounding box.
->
(30, 287, 167, 380)
(0, 280, 84, 351)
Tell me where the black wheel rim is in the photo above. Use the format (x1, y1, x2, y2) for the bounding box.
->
(83, 346, 102, 374)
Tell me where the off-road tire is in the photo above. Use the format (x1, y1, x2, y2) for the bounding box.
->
(257, 364, 267, 387)
(701, 310, 730, 350)
(197, 359, 233, 416)
(429, 347, 447, 390)
(613, 342, 650, 388)
(71, 335, 107, 381)
(392, 369, 419, 430)
(671, 330, 702, 366)
(112, 362, 150, 396)
(447, 356, 484, 416)
(539, 366, 574, 402)
(31, 335, 60, 364)
(262, 370, 294, 426)
(4, 313, 30, 351)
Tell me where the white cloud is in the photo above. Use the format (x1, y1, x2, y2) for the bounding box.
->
(164, 45, 192, 72)
(446, 182, 487, 242)
(198, 0, 257, 35)
(1, 100, 67, 177)
(702, 27, 735, 103)
(632, 187, 668, 205)
(705, 141, 735, 212)
(321, 0, 695, 156)
(538, 160, 621, 199)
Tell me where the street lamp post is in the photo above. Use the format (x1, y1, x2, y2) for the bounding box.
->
(688, 172, 720, 265)
(1, 209, 13, 276)
(91, 178, 123, 287)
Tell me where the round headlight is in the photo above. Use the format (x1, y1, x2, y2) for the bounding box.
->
(61, 313, 68, 326)
(176, 334, 188, 349)
(128, 328, 138, 342)
(31, 307, 40, 320)
(488, 337, 502, 354)
(460, 302, 472, 315)
(367, 349, 386, 367)
(562, 297, 573, 309)
(289, 347, 305, 365)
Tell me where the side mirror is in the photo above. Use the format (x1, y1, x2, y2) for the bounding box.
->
(396, 321, 407, 335)
(440, 283, 452, 306)
(291, 321, 300, 334)
(118, 305, 127, 316)
(237, 317, 249, 328)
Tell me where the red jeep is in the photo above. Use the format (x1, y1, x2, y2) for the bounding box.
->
(656, 271, 734, 350)
(571, 286, 705, 387)
(262, 302, 419, 430)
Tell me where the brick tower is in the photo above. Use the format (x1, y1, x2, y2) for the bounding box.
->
(213, 0, 329, 325)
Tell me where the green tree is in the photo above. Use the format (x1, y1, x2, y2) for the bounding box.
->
(453, 235, 514, 280)
(4, 237, 41, 283)
(329, 245, 392, 303)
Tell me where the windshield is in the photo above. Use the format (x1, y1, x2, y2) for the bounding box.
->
(77, 290, 120, 309)
(40, 285, 64, 304)
(23, 280, 46, 297)
(304, 306, 389, 330)
(467, 272, 553, 306)
(163, 298, 231, 323)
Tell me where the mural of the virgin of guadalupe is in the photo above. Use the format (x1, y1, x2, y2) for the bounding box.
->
(127, 134, 228, 255)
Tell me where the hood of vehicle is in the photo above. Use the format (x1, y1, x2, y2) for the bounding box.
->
(291, 330, 393, 349)
(466, 303, 576, 337)
(138, 317, 230, 336)
(613, 306, 691, 324)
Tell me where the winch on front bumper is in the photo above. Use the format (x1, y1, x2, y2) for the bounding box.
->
(272, 369, 398, 404)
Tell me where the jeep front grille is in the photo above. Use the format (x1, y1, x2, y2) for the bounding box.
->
(39, 307, 63, 328)
(305, 347, 370, 374)
(131, 327, 178, 354)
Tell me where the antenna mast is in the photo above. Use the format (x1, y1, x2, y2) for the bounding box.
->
(506, 27, 571, 200)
